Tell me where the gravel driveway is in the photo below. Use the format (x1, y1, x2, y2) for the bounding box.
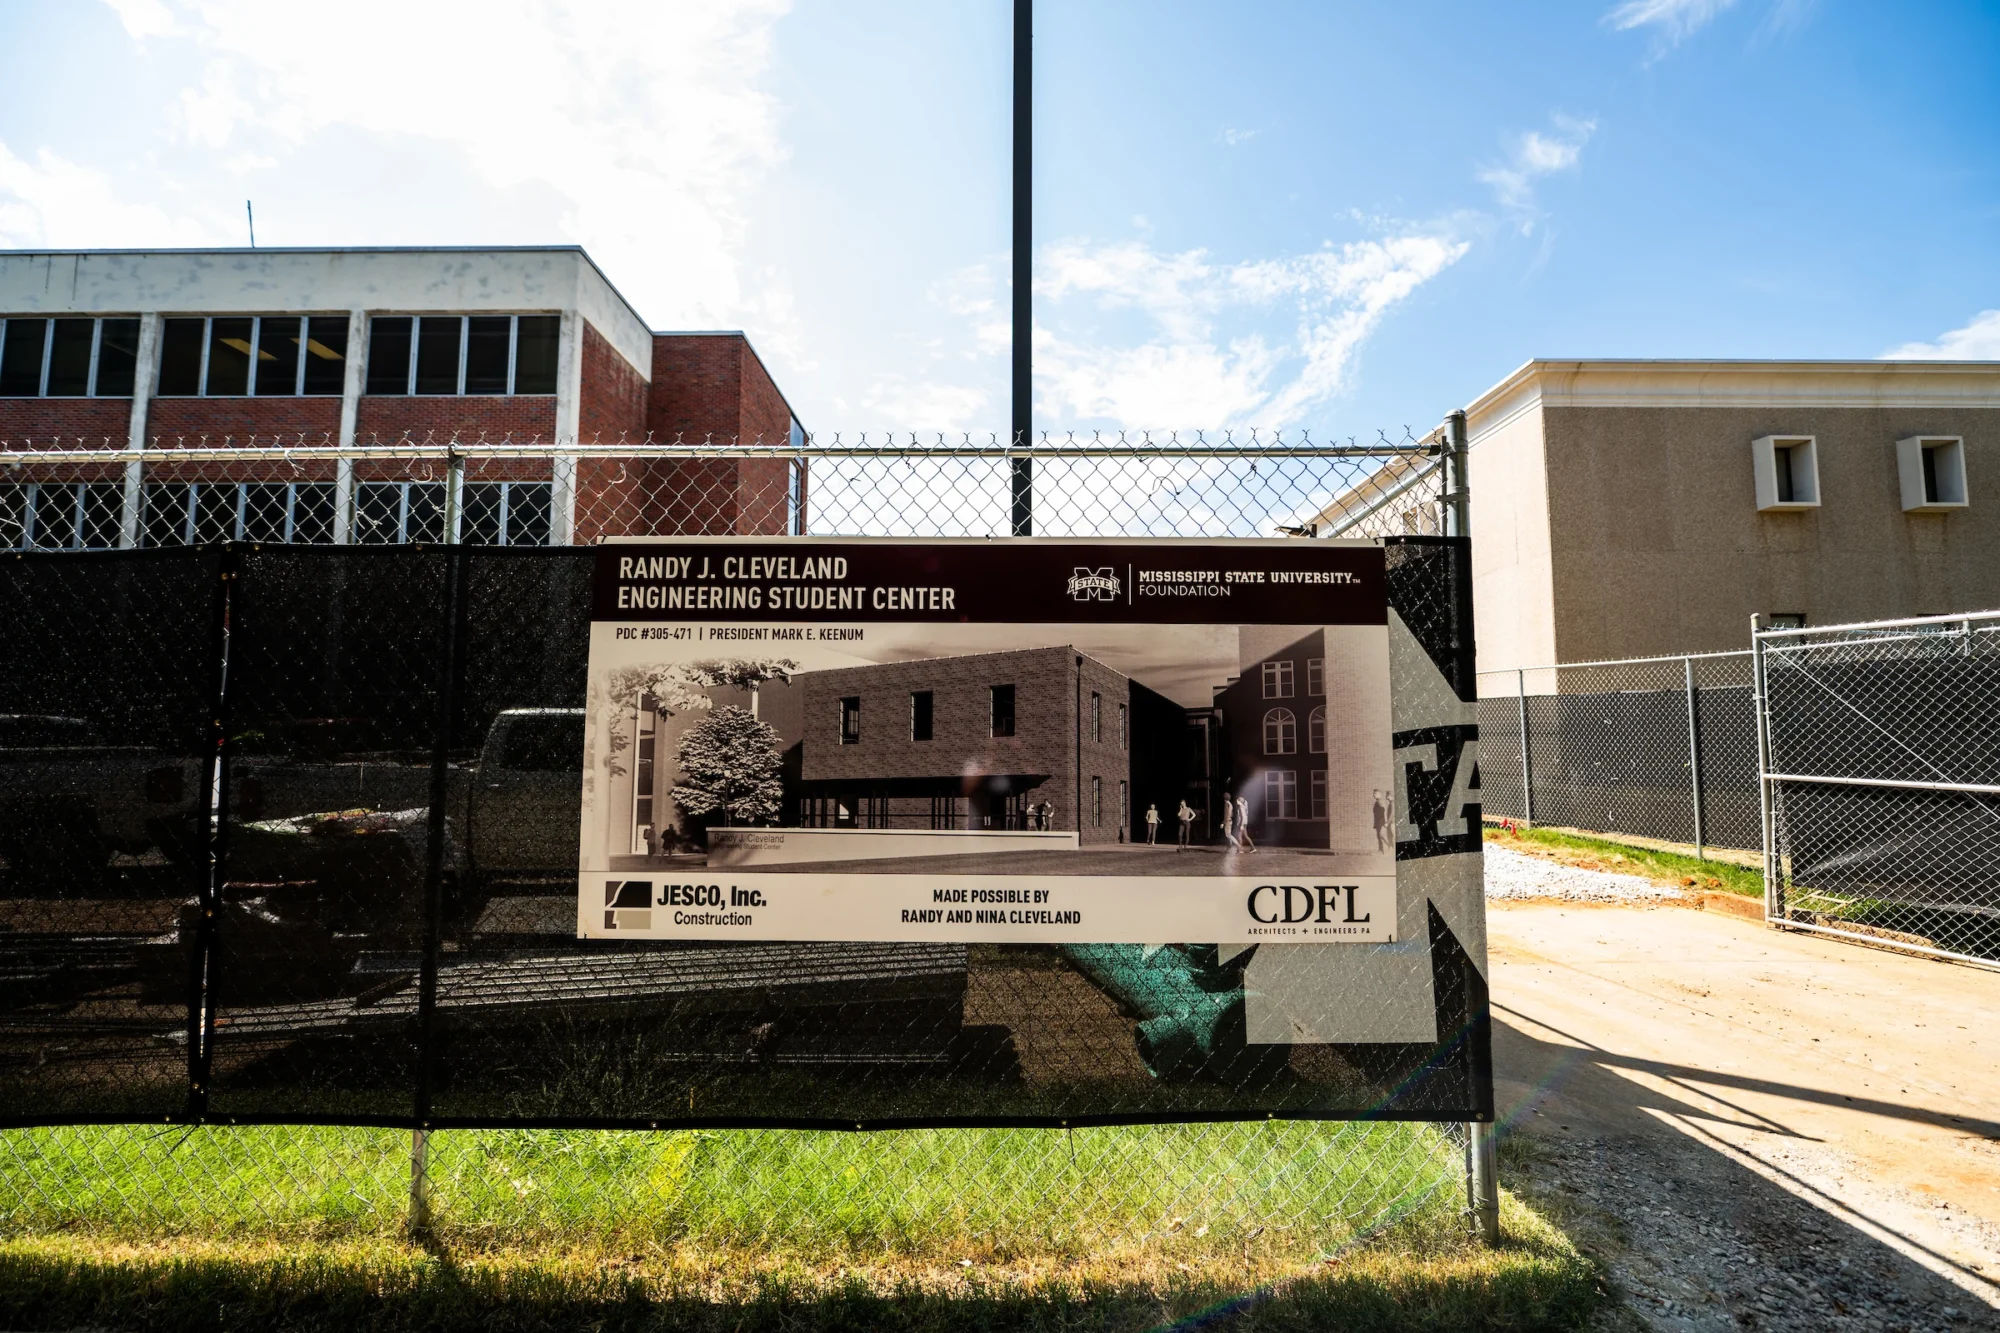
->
(1486, 845, 2000, 1331)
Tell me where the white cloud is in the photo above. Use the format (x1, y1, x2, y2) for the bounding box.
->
(1882, 310, 2000, 361)
(859, 377, 993, 431)
(102, 0, 175, 39)
(31, 0, 792, 334)
(1478, 115, 1596, 232)
(1605, 0, 1737, 43)
(1029, 233, 1467, 429)
(0, 141, 219, 247)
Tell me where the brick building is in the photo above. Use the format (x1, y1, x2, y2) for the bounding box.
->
(0, 247, 803, 548)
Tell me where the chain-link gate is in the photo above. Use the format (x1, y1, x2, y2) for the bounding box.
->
(1476, 652, 1761, 855)
(1, 431, 1489, 1257)
(1756, 610, 2000, 967)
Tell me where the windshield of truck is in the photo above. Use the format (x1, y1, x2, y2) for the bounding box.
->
(0, 715, 93, 747)
(493, 714, 583, 771)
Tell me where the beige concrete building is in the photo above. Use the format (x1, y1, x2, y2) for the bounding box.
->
(1461, 360, 2000, 674)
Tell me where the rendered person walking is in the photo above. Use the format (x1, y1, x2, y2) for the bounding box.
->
(1176, 800, 1195, 850)
(1220, 792, 1236, 850)
(1372, 789, 1391, 852)
(1145, 803, 1160, 844)
(1236, 794, 1255, 852)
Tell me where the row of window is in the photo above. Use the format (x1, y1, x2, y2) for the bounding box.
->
(1260, 658, 1326, 700)
(0, 313, 560, 399)
(0, 318, 141, 397)
(1086, 776, 1130, 828)
(1, 480, 553, 550)
(1755, 434, 1971, 514)
(836, 686, 1135, 747)
(1262, 706, 1329, 756)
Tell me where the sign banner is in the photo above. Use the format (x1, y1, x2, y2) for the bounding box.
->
(577, 538, 1399, 945)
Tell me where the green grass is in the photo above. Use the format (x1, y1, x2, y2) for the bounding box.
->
(1485, 823, 1765, 899)
(0, 1123, 1607, 1329)
(4, 1122, 1459, 1259)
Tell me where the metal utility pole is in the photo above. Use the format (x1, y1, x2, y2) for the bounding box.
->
(1010, 0, 1033, 535)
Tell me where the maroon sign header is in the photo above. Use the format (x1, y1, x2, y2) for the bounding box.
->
(592, 540, 1385, 625)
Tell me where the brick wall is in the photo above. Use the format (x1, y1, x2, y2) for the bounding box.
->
(578, 321, 648, 443)
(643, 333, 794, 537)
(0, 398, 132, 444)
(148, 396, 342, 442)
(355, 395, 557, 442)
(797, 647, 1131, 842)
(1217, 630, 1329, 848)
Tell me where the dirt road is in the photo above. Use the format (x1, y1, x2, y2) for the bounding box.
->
(1490, 898, 2000, 1330)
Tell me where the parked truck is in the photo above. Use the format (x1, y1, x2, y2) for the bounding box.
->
(0, 708, 584, 903)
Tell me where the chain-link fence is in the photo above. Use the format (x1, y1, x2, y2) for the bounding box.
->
(1758, 610, 2000, 967)
(0, 428, 1448, 549)
(1, 431, 1486, 1256)
(1476, 652, 1760, 855)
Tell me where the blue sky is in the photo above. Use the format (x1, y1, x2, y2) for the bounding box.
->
(1, 0, 1997, 437)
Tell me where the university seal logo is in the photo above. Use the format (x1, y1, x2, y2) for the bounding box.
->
(1067, 567, 1120, 602)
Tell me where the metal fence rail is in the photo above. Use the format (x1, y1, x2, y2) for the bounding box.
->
(0, 428, 1486, 1251)
(1756, 610, 2000, 966)
(1475, 652, 1760, 856)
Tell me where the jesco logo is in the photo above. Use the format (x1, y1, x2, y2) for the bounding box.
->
(1246, 883, 1372, 925)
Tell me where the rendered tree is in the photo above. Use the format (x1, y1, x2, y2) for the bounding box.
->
(671, 706, 785, 828)
(682, 657, 797, 719)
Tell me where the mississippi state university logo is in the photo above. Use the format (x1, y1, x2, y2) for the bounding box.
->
(1067, 567, 1120, 601)
(604, 881, 652, 931)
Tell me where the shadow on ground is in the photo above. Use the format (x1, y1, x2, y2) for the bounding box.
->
(1494, 1013, 1998, 1329)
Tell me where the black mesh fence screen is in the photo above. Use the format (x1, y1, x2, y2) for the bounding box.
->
(0, 437, 1484, 1253)
(1476, 653, 1761, 853)
(3, 539, 1485, 1131)
(0, 550, 219, 1122)
(1764, 616, 2000, 963)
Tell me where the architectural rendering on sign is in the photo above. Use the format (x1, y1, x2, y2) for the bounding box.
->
(574, 537, 1404, 946)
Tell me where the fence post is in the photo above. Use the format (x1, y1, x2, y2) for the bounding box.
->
(412, 443, 468, 1236)
(1443, 410, 1470, 540)
(1469, 1122, 1500, 1244)
(1750, 615, 1779, 923)
(1684, 656, 1705, 860)
(409, 1127, 431, 1236)
(1516, 668, 1533, 826)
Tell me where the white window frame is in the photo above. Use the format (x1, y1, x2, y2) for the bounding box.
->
(1308, 704, 1326, 755)
(0, 316, 141, 398)
(1310, 769, 1327, 821)
(139, 480, 340, 546)
(3, 481, 121, 550)
(367, 314, 553, 396)
(1752, 435, 1819, 511)
(630, 695, 656, 855)
(1307, 657, 1324, 696)
(1263, 707, 1297, 756)
(1896, 436, 1968, 512)
(1264, 769, 1298, 821)
(1261, 660, 1294, 699)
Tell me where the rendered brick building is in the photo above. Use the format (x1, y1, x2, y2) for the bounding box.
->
(789, 648, 1139, 843)
(0, 247, 803, 548)
(1212, 627, 1394, 851)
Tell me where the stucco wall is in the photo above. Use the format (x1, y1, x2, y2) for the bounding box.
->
(1466, 399, 1557, 681)
(1540, 404, 2000, 659)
